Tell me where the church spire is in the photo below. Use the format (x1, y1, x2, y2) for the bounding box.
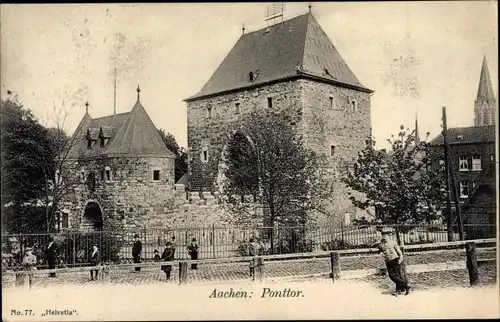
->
(476, 56, 496, 103)
(474, 56, 496, 126)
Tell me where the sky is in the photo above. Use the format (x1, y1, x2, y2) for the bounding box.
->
(1, 2, 498, 150)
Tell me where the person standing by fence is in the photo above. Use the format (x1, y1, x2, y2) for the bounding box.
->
(45, 237, 57, 278)
(153, 249, 161, 261)
(90, 244, 100, 281)
(161, 242, 174, 280)
(171, 236, 177, 259)
(187, 238, 199, 269)
(21, 247, 37, 290)
(377, 227, 410, 295)
(248, 238, 260, 277)
(132, 234, 142, 272)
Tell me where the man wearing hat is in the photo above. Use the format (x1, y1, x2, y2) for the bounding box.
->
(21, 247, 37, 289)
(377, 227, 410, 295)
(187, 238, 199, 269)
(90, 244, 100, 281)
(132, 234, 142, 272)
(161, 241, 175, 280)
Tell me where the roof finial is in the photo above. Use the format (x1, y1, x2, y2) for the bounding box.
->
(85, 101, 89, 114)
(137, 85, 141, 101)
(242, 23, 245, 35)
(308, 3, 312, 13)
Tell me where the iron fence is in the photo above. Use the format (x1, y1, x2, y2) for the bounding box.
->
(2, 223, 495, 271)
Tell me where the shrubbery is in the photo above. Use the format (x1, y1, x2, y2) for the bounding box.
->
(235, 231, 315, 256)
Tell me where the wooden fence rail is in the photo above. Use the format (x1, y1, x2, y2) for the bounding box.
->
(5, 238, 496, 288)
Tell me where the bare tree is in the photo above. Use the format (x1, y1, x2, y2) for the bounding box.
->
(109, 32, 152, 111)
(36, 86, 88, 232)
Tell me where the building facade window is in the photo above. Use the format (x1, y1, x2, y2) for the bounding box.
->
(201, 147, 209, 163)
(267, 97, 273, 108)
(153, 170, 161, 181)
(235, 102, 240, 114)
(459, 181, 469, 198)
(351, 100, 357, 111)
(329, 96, 335, 109)
(472, 154, 481, 171)
(80, 169, 86, 183)
(491, 154, 494, 161)
(472, 181, 476, 188)
(458, 156, 469, 171)
(206, 106, 212, 119)
(330, 145, 336, 156)
(62, 213, 69, 229)
(104, 166, 111, 181)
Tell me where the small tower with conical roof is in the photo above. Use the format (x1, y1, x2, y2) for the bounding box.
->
(474, 56, 496, 126)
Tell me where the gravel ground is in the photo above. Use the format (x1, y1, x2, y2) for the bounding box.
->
(2, 248, 496, 289)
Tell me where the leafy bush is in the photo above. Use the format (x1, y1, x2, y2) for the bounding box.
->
(235, 235, 315, 256)
(52, 232, 124, 265)
(320, 238, 351, 251)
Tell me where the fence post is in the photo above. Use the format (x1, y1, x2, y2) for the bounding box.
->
(100, 265, 110, 284)
(465, 242, 479, 286)
(252, 256, 263, 282)
(400, 246, 408, 284)
(72, 233, 76, 267)
(179, 261, 188, 285)
(330, 251, 341, 281)
(212, 223, 216, 259)
(340, 222, 345, 246)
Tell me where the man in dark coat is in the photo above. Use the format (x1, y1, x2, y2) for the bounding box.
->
(45, 237, 57, 278)
(132, 234, 142, 272)
(187, 238, 199, 269)
(90, 244, 100, 281)
(170, 236, 177, 259)
(161, 242, 175, 280)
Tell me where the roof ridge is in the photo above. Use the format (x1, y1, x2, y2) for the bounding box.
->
(298, 13, 312, 71)
(93, 111, 131, 121)
(244, 12, 310, 36)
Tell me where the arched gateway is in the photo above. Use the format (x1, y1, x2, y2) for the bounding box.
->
(83, 201, 103, 231)
(216, 130, 256, 194)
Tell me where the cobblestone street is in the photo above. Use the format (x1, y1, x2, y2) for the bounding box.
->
(3, 248, 496, 291)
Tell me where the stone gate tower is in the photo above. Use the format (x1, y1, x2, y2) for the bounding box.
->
(63, 87, 176, 232)
(184, 12, 374, 223)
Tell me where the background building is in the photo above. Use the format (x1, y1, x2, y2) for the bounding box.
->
(185, 12, 374, 223)
(429, 57, 497, 237)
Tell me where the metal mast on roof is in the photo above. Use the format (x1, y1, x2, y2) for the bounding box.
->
(113, 67, 117, 115)
(265, 2, 285, 27)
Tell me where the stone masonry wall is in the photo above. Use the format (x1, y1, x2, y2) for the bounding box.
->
(66, 156, 176, 232)
(186, 81, 304, 192)
(186, 78, 373, 225)
(300, 79, 372, 224)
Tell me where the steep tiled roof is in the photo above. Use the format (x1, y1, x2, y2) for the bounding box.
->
(476, 56, 496, 103)
(105, 100, 175, 157)
(186, 13, 371, 101)
(429, 125, 496, 146)
(67, 99, 175, 159)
